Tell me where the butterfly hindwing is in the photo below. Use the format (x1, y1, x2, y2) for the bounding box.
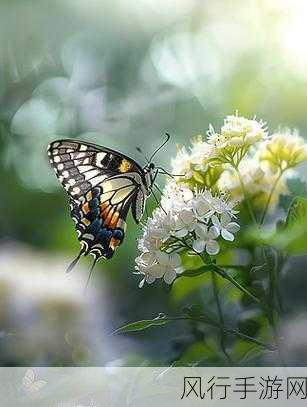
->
(48, 139, 149, 261)
(69, 184, 129, 259)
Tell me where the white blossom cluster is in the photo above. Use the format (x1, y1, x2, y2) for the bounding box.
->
(135, 181, 239, 287)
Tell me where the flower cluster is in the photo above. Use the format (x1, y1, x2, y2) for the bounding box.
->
(218, 157, 288, 210)
(136, 113, 307, 288)
(135, 181, 239, 287)
(171, 114, 267, 189)
(207, 114, 267, 167)
(259, 129, 307, 172)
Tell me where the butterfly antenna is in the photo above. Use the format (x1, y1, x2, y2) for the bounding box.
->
(84, 256, 98, 293)
(66, 249, 84, 273)
(149, 132, 171, 163)
(156, 167, 184, 177)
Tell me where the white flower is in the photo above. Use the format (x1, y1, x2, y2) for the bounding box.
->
(190, 136, 215, 172)
(136, 252, 183, 287)
(192, 191, 215, 220)
(209, 195, 239, 217)
(212, 213, 240, 241)
(193, 224, 220, 255)
(135, 177, 240, 287)
(220, 114, 267, 147)
(152, 252, 183, 284)
(173, 208, 197, 237)
(171, 146, 193, 179)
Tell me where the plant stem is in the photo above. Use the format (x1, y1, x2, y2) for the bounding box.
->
(211, 271, 233, 365)
(260, 169, 284, 225)
(235, 166, 258, 225)
(167, 316, 276, 351)
(213, 265, 260, 304)
(263, 247, 285, 365)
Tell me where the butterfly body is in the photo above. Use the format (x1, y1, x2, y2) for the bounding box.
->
(48, 139, 157, 264)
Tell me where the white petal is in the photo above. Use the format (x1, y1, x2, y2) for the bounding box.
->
(156, 251, 169, 266)
(179, 209, 194, 224)
(221, 228, 234, 241)
(163, 270, 177, 284)
(174, 228, 188, 238)
(145, 274, 156, 284)
(208, 225, 220, 239)
(175, 266, 184, 275)
(206, 240, 220, 255)
(194, 223, 208, 238)
(193, 239, 206, 253)
(211, 215, 220, 228)
(195, 199, 211, 217)
(227, 222, 240, 233)
(139, 251, 154, 265)
(169, 253, 181, 268)
(149, 264, 165, 278)
(220, 212, 231, 226)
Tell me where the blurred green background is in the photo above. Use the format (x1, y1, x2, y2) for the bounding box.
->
(1, 0, 307, 366)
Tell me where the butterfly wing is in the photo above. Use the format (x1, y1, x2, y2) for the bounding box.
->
(48, 139, 148, 260)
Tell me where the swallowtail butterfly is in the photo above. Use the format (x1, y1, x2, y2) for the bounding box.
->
(47, 136, 169, 274)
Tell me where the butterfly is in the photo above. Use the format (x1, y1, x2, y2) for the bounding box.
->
(22, 369, 47, 393)
(47, 135, 170, 275)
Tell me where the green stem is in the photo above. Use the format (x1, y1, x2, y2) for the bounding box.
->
(260, 169, 284, 225)
(236, 167, 258, 224)
(211, 271, 233, 365)
(213, 265, 260, 304)
(263, 247, 285, 365)
(167, 316, 275, 351)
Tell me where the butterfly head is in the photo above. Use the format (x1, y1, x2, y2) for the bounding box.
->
(143, 162, 157, 195)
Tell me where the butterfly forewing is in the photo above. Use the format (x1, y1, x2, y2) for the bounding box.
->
(48, 139, 149, 261)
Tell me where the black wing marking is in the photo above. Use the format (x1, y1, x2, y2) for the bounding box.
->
(47, 139, 146, 201)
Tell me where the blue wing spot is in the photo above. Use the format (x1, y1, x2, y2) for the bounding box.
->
(113, 228, 124, 241)
(88, 219, 102, 234)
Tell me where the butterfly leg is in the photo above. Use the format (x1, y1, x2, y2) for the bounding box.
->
(84, 256, 98, 292)
(152, 185, 167, 215)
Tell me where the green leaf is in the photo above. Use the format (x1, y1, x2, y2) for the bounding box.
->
(192, 170, 205, 184)
(285, 196, 307, 228)
(113, 315, 170, 334)
(231, 340, 263, 365)
(279, 178, 307, 212)
(248, 197, 307, 255)
(173, 339, 223, 366)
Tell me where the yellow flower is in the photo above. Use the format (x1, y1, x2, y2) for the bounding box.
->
(218, 158, 287, 210)
(259, 129, 307, 172)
